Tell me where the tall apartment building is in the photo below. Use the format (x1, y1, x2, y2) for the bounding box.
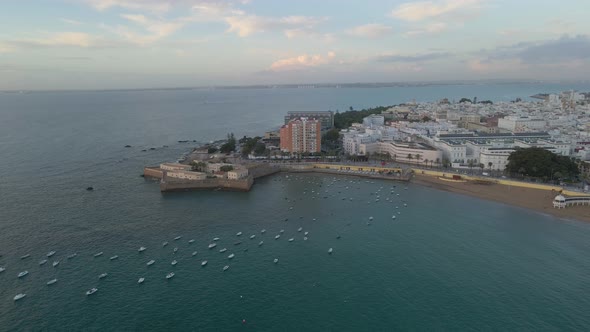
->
(280, 118, 321, 153)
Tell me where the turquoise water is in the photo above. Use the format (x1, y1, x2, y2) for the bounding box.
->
(1, 84, 590, 330)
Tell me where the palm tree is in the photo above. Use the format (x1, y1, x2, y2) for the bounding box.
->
(435, 158, 441, 168)
(468, 159, 475, 173)
(487, 162, 493, 172)
(414, 154, 422, 165)
(423, 158, 429, 169)
(407, 154, 413, 164)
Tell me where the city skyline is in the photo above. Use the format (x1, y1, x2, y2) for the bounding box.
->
(1, 0, 590, 90)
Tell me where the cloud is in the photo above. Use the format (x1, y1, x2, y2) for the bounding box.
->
(270, 51, 336, 71)
(375, 52, 451, 62)
(390, 0, 483, 22)
(88, 0, 172, 12)
(346, 24, 393, 39)
(480, 35, 590, 64)
(404, 22, 447, 36)
(60, 18, 83, 25)
(225, 15, 326, 37)
(2, 32, 124, 50)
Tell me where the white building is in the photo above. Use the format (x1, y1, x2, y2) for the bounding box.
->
(498, 116, 546, 132)
(227, 168, 249, 180)
(479, 147, 514, 171)
(166, 170, 206, 180)
(160, 163, 192, 171)
(362, 115, 385, 127)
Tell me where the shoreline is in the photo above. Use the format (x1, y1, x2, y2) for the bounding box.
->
(412, 174, 590, 223)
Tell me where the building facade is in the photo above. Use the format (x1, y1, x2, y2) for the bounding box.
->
(280, 118, 321, 153)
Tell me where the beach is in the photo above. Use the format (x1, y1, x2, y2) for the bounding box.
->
(413, 174, 590, 223)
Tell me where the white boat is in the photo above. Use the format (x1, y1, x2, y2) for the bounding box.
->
(110, 255, 119, 260)
(173, 247, 178, 253)
(138, 277, 145, 284)
(162, 241, 168, 247)
(228, 253, 235, 259)
(0, 267, 5, 273)
(288, 238, 294, 242)
(138, 247, 146, 252)
(188, 239, 195, 244)
(98, 273, 108, 279)
(47, 251, 56, 257)
(250, 235, 255, 239)
(328, 248, 333, 254)
(67, 253, 77, 259)
(261, 229, 266, 234)
(52, 261, 60, 267)
(94, 252, 103, 257)
(174, 236, 182, 241)
(171, 260, 177, 266)
(201, 260, 208, 266)
(258, 241, 264, 246)
(208, 243, 217, 249)
(20, 254, 30, 260)
(280, 229, 285, 233)
(392, 215, 396, 219)
(219, 248, 227, 253)
(192, 251, 198, 256)
(369, 216, 374, 220)
(275, 235, 280, 240)
(223, 265, 229, 271)
(236, 232, 242, 236)
(273, 258, 278, 264)
(39, 259, 48, 265)
(14, 294, 26, 301)
(18, 271, 28, 278)
(166, 272, 175, 279)
(304, 237, 308, 241)
(298, 227, 302, 232)
(147, 260, 155, 266)
(47, 279, 58, 285)
(213, 237, 220, 241)
(86, 288, 98, 296)
(304, 232, 309, 236)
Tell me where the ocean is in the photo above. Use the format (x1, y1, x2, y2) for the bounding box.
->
(1, 83, 590, 330)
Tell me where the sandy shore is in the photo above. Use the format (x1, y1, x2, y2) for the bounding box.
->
(412, 174, 590, 223)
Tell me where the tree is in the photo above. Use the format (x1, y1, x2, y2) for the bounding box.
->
(220, 165, 234, 172)
(220, 133, 236, 154)
(507, 147, 579, 181)
(407, 154, 413, 164)
(414, 154, 422, 165)
(435, 158, 441, 168)
(191, 161, 207, 172)
(423, 158, 429, 168)
(253, 142, 267, 156)
(468, 159, 475, 173)
(479, 163, 485, 173)
(207, 147, 218, 154)
(459, 98, 472, 104)
(488, 162, 493, 171)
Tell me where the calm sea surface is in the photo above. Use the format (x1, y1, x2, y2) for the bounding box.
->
(1, 83, 590, 330)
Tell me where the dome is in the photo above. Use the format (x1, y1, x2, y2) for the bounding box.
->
(554, 195, 566, 202)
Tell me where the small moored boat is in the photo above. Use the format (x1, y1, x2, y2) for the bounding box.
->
(201, 260, 208, 266)
(288, 238, 294, 242)
(219, 248, 227, 253)
(47, 279, 58, 285)
(275, 235, 280, 240)
(188, 239, 195, 244)
(166, 272, 175, 279)
(223, 265, 229, 271)
(174, 236, 182, 241)
(173, 247, 178, 253)
(0, 267, 5, 273)
(17, 271, 28, 278)
(258, 241, 264, 246)
(98, 273, 108, 279)
(67, 253, 77, 259)
(213, 237, 220, 241)
(162, 242, 168, 247)
(192, 251, 198, 256)
(52, 261, 60, 267)
(273, 258, 278, 264)
(20, 254, 30, 260)
(110, 255, 119, 261)
(86, 288, 98, 296)
(138, 247, 146, 252)
(261, 229, 266, 234)
(250, 235, 255, 239)
(147, 260, 155, 266)
(298, 227, 302, 232)
(138, 277, 145, 284)
(171, 260, 177, 266)
(328, 248, 333, 254)
(94, 252, 103, 257)
(14, 294, 26, 301)
(208, 243, 217, 249)
(228, 253, 235, 259)
(39, 259, 48, 265)
(47, 251, 56, 257)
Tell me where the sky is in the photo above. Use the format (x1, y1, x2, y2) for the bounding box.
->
(1, 0, 590, 90)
